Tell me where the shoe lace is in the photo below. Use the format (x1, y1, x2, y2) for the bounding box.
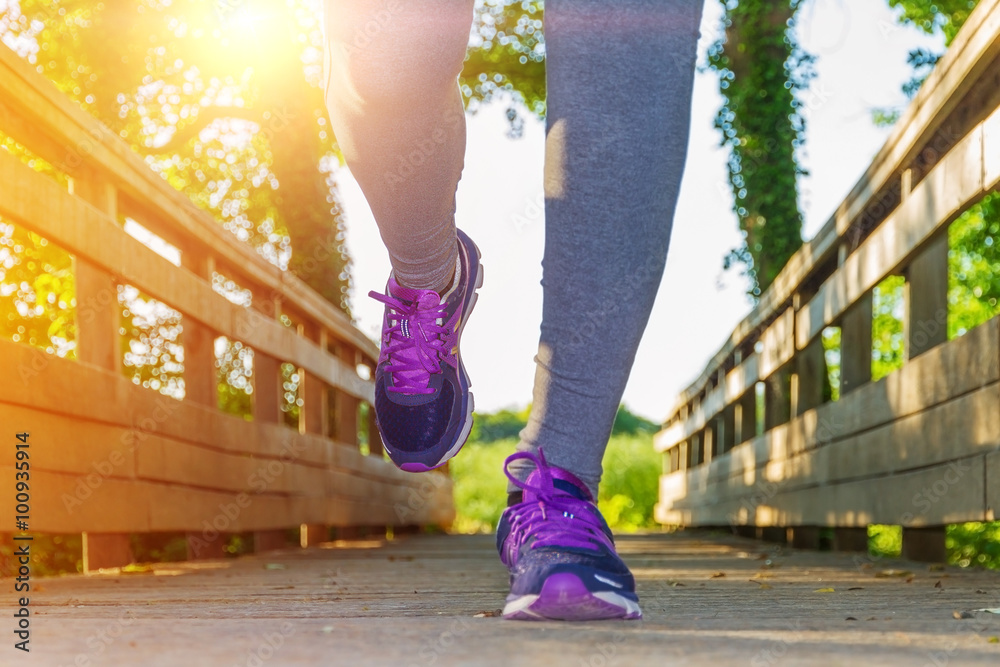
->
(369, 290, 456, 395)
(501, 449, 612, 567)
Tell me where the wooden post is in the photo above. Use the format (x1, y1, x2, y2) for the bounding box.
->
(764, 367, 791, 431)
(333, 347, 360, 447)
(186, 531, 227, 560)
(367, 400, 384, 458)
(302, 371, 328, 435)
(183, 321, 216, 407)
(758, 527, 787, 544)
(74, 259, 121, 373)
(300, 524, 330, 547)
(254, 530, 287, 553)
(790, 526, 821, 550)
(82, 533, 133, 573)
(905, 232, 949, 360)
(703, 424, 715, 465)
(840, 292, 873, 395)
(739, 390, 757, 443)
(832, 527, 870, 552)
(902, 527, 947, 563)
(719, 406, 736, 454)
(181, 253, 217, 407)
(795, 336, 827, 415)
(73, 173, 138, 571)
(254, 354, 281, 423)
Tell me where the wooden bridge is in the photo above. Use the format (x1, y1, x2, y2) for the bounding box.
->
(0, 29, 452, 572)
(1, 0, 1000, 664)
(655, 0, 1000, 561)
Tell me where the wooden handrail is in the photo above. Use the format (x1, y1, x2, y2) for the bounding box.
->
(0, 38, 451, 571)
(655, 0, 1000, 559)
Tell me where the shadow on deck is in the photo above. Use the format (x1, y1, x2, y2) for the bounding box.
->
(12, 532, 1000, 666)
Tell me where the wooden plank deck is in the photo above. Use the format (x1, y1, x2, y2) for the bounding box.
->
(6, 532, 1000, 665)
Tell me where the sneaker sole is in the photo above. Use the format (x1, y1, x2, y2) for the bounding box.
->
(397, 237, 484, 473)
(502, 572, 643, 621)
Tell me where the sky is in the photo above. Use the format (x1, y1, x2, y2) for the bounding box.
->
(335, 0, 944, 423)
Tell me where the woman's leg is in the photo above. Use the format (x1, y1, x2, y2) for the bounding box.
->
(510, 0, 704, 497)
(323, 0, 474, 293)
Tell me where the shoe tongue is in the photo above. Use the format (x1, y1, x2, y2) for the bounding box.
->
(386, 278, 443, 344)
(523, 465, 593, 504)
(387, 276, 442, 307)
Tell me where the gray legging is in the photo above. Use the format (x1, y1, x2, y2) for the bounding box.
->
(323, 0, 703, 497)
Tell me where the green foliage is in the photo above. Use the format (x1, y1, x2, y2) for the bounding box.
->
(119, 285, 185, 399)
(462, 1, 545, 135)
(821, 327, 841, 402)
(596, 435, 661, 532)
(0, 533, 82, 577)
(450, 437, 514, 534)
(708, 0, 812, 296)
(0, 220, 76, 358)
(948, 193, 1000, 338)
(871, 275, 905, 382)
(469, 406, 531, 443)
(2, 0, 352, 310)
(888, 0, 979, 45)
(610, 404, 660, 437)
(868, 524, 902, 558)
(873, 0, 979, 121)
(870, 523, 1000, 570)
(948, 522, 1000, 569)
(217, 337, 254, 419)
(451, 406, 664, 534)
(280, 362, 302, 429)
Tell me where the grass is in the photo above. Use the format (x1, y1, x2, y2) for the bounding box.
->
(449, 432, 662, 534)
(864, 524, 1000, 570)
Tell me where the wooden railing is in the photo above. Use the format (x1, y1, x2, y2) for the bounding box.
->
(0, 43, 452, 570)
(655, 0, 1000, 561)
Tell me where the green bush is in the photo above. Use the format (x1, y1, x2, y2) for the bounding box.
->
(450, 407, 663, 535)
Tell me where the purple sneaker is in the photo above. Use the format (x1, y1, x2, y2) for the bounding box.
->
(497, 449, 642, 621)
(368, 229, 482, 472)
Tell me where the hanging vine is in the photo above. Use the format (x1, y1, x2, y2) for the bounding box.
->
(708, 0, 814, 298)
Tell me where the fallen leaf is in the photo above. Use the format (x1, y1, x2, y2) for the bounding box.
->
(954, 610, 974, 620)
(845, 617, 857, 621)
(121, 563, 154, 574)
(758, 584, 773, 590)
(905, 576, 915, 583)
(976, 589, 988, 595)
(988, 637, 999, 644)
(875, 569, 913, 578)
(934, 581, 943, 589)
(847, 587, 864, 591)
(473, 609, 502, 618)
(711, 572, 726, 579)
(866, 617, 877, 621)
(814, 587, 835, 593)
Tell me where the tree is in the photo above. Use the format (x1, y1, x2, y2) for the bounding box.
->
(461, 0, 545, 136)
(708, 0, 814, 297)
(873, 0, 980, 124)
(4, 0, 350, 309)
